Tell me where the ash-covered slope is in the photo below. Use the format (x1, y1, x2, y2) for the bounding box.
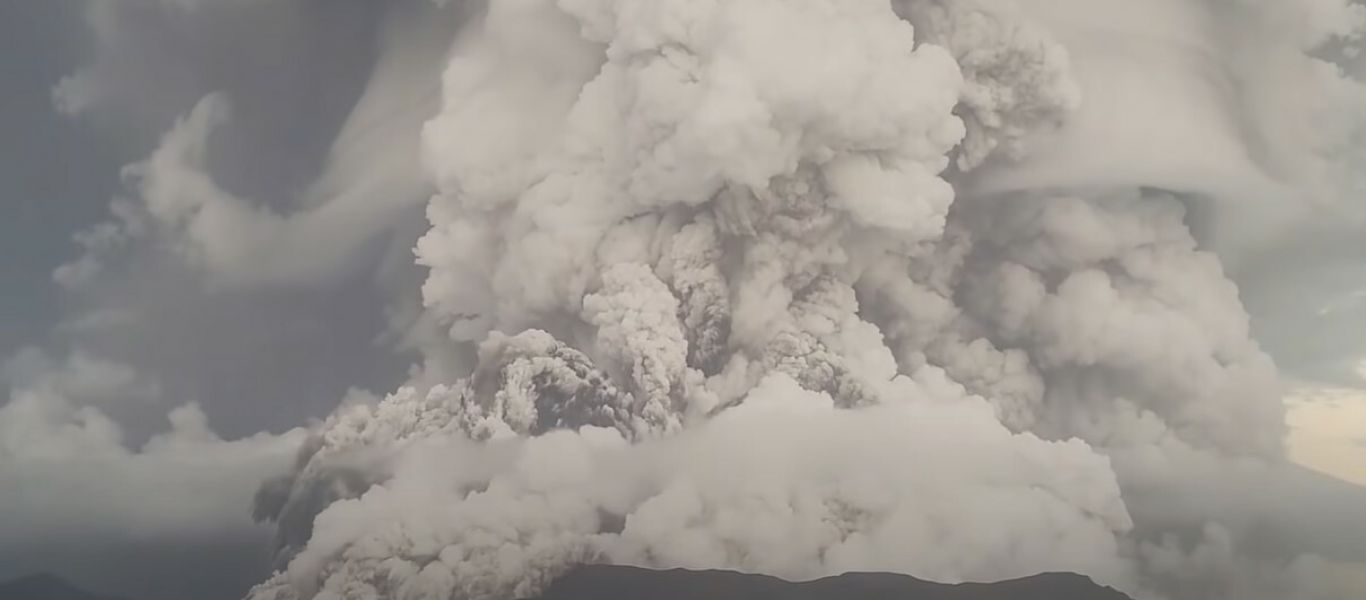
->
(529, 566, 1134, 600)
(0, 574, 131, 600)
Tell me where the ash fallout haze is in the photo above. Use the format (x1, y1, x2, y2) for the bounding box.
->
(3, 1, 1366, 600)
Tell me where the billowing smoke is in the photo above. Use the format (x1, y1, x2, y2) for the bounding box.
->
(230, 1, 1366, 599)
(10, 0, 1366, 599)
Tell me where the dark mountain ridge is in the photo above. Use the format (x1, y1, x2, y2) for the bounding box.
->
(529, 565, 1135, 600)
(2, 566, 1134, 600)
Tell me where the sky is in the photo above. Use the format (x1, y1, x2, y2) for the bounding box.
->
(3, 1, 1366, 600)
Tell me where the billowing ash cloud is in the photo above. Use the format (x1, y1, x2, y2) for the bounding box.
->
(7, 0, 1366, 600)
(233, 1, 1366, 600)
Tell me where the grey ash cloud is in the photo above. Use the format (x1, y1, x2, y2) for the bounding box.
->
(2, 2, 1366, 600)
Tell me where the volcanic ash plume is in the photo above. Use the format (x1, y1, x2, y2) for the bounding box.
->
(245, 1, 1366, 600)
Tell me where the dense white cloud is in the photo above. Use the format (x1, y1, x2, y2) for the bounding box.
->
(248, 376, 1135, 600)
(243, 1, 1366, 600)
(971, 0, 1366, 258)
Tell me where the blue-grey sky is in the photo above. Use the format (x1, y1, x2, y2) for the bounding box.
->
(0, 0, 121, 358)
